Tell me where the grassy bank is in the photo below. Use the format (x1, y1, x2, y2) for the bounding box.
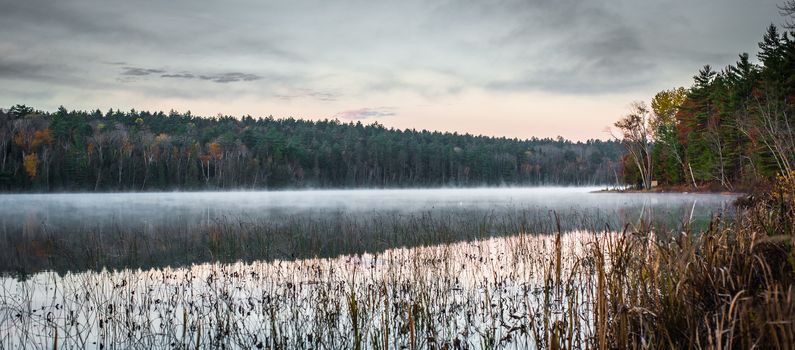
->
(590, 173, 794, 348)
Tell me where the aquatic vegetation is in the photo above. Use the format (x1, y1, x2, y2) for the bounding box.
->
(0, 231, 602, 349)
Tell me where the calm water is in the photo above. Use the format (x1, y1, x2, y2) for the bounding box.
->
(0, 187, 739, 348)
(0, 187, 737, 275)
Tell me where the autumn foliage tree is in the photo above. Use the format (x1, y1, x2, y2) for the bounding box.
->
(622, 13, 795, 190)
(23, 153, 37, 179)
(650, 87, 693, 187)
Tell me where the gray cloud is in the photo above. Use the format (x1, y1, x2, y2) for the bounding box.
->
(334, 107, 396, 120)
(0, 58, 86, 86)
(161, 73, 196, 79)
(123, 68, 261, 83)
(0, 59, 48, 80)
(198, 72, 261, 83)
(0, 0, 786, 106)
(121, 67, 166, 76)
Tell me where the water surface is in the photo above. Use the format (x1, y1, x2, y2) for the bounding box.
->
(0, 187, 740, 348)
(0, 187, 737, 275)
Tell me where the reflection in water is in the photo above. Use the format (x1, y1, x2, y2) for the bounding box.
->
(0, 231, 612, 349)
(0, 188, 736, 275)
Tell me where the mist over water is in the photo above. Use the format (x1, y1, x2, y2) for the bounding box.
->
(0, 187, 733, 224)
(0, 187, 737, 275)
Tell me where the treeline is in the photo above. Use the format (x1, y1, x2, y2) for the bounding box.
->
(617, 21, 795, 191)
(0, 106, 623, 191)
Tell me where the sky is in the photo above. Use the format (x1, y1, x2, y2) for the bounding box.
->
(0, 0, 786, 140)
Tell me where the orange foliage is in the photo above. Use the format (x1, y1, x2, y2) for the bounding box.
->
(14, 128, 52, 151)
(777, 171, 795, 203)
(31, 129, 52, 148)
(209, 142, 223, 160)
(23, 153, 38, 179)
(674, 99, 696, 145)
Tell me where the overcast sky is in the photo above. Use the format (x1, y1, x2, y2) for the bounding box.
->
(0, 0, 786, 140)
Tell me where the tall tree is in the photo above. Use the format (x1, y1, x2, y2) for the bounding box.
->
(650, 87, 693, 187)
(613, 102, 654, 190)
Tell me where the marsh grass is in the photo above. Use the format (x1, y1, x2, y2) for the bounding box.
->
(588, 177, 795, 349)
(0, 228, 602, 349)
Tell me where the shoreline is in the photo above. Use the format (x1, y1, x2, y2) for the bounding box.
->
(591, 187, 746, 196)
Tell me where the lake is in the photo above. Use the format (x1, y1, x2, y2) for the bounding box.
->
(0, 187, 736, 275)
(0, 187, 739, 349)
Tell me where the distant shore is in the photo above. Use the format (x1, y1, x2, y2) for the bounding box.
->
(592, 184, 747, 195)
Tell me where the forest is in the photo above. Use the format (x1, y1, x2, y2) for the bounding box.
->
(617, 23, 795, 191)
(0, 106, 623, 191)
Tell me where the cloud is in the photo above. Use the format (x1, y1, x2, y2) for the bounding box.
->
(4, 1, 784, 95)
(161, 73, 196, 79)
(0, 59, 48, 80)
(275, 89, 339, 102)
(0, 0, 786, 133)
(121, 67, 166, 76)
(0, 58, 83, 86)
(198, 72, 261, 83)
(123, 68, 261, 83)
(333, 107, 396, 120)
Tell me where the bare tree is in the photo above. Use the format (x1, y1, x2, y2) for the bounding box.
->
(109, 124, 131, 188)
(139, 131, 155, 190)
(780, 1, 795, 29)
(88, 122, 108, 191)
(612, 102, 654, 190)
(738, 90, 794, 176)
(704, 118, 733, 190)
